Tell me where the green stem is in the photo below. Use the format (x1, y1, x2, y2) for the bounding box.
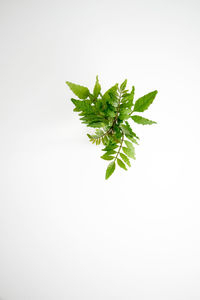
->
(129, 108, 135, 116)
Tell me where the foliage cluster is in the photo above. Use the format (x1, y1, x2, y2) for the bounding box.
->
(66, 76, 158, 179)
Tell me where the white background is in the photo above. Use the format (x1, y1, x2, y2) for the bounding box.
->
(0, 0, 200, 299)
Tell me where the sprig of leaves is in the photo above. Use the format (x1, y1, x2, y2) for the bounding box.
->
(66, 76, 158, 179)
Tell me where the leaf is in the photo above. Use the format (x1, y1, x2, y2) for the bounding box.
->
(95, 129, 104, 136)
(125, 135, 139, 145)
(134, 90, 158, 112)
(87, 129, 106, 144)
(103, 84, 118, 106)
(71, 98, 93, 113)
(113, 125, 122, 139)
(96, 139, 101, 145)
(93, 75, 101, 98)
(102, 136, 109, 145)
(106, 109, 116, 118)
(122, 147, 135, 159)
(87, 122, 105, 128)
(118, 108, 131, 120)
(122, 89, 129, 94)
(117, 158, 127, 170)
(66, 81, 90, 99)
(81, 117, 108, 128)
(120, 153, 131, 167)
(131, 86, 135, 99)
(105, 161, 116, 179)
(121, 86, 135, 106)
(102, 141, 118, 152)
(124, 140, 134, 151)
(123, 141, 136, 159)
(131, 115, 157, 125)
(120, 122, 139, 140)
(104, 150, 116, 155)
(101, 154, 115, 160)
(120, 79, 127, 91)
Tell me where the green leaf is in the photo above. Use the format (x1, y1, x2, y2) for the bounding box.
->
(93, 75, 101, 98)
(101, 154, 115, 160)
(113, 125, 122, 139)
(87, 129, 106, 144)
(120, 153, 131, 167)
(105, 161, 116, 179)
(122, 147, 135, 159)
(131, 115, 157, 125)
(121, 86, 135, 107)
(95, 129, 104, 136)
(124, 140, 135, 151)
(102, 136, 109, 145)
(66, 81, 90, 99)
(71, 98, 93, 112)
(102, 141, 118, 152)
(117, 158, 127, 170)
(134, 90, 158, 112)
(118, 108, 131, 120)
(87, 122, 105, 128)
(122, 90, 129, 95)
(125, 135, 139, 145)
(131, 86, 135, 98)
(102, 84, 118, 106)
(104, 150, 116, 155)
(120, 79, 127, 91)
(106, 109, 116, 118)
(120, 122, 139, 140)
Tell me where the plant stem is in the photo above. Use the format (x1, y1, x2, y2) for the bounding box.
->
(129, 108, 135, 116)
